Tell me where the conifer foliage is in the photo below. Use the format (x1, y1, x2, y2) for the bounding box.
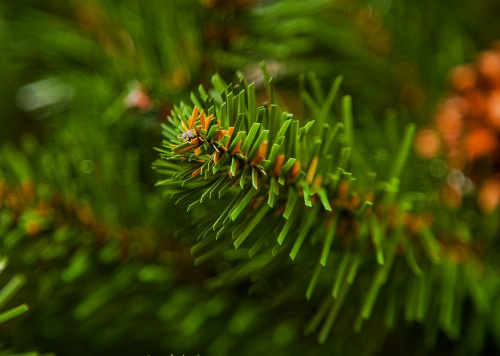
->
(155, 71, 500, 353)
(1, 0, 500, 355)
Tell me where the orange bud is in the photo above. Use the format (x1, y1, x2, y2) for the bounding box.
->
(188, 106, 199, 130)
(449, 64, 477, 92)
(272, 154, 285, 176)
(477, 50, 500, 83)
(478, 177, 500, 214)
(466, 129, 497, 161)
(289, 161, 301, 181)
(486, 90, 500, 128)
(214, 129, 225, 142)
(192, 167, 202, 178)
(251, 141, 268, 166)
(306, 156, 319, 184)
(414, 128, 441, 159)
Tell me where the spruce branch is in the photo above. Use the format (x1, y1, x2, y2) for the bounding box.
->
(154, 73, 367, 259)
(155, 71, 500, 348)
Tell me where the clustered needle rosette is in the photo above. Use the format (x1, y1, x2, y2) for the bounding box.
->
(154, 73, 367, 262)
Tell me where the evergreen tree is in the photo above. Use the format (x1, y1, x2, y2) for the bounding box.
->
(1, 0, 499, 355)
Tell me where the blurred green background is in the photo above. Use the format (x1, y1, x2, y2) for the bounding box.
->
(1, 0, 500, 355)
